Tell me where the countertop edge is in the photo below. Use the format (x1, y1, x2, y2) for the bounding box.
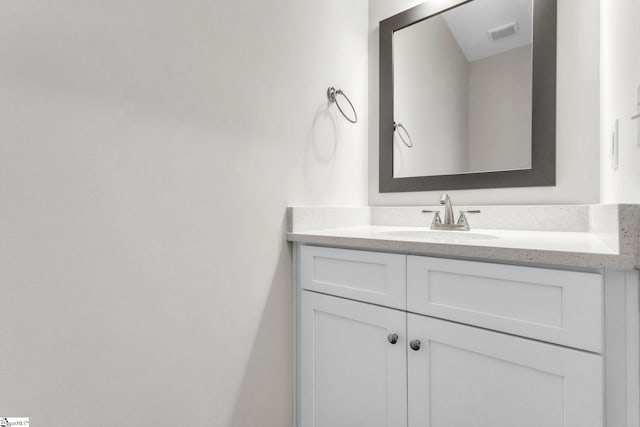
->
(287, 232, 638, 271)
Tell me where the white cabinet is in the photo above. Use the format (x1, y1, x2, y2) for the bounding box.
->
(300, 245, 406, 309)
(407, 314, 603, 427)
(407, 256, 603, 352)
(296, 245, 638, 427)
(300, 291, 407, 427)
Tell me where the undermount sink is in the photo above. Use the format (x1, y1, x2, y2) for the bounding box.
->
(375, 229, 499, 242)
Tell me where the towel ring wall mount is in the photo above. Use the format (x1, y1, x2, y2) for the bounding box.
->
(394, 121, 413, 148)
(327, 86, 358, 124)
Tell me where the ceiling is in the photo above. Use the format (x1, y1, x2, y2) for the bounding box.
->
(442, 0, 533, 62)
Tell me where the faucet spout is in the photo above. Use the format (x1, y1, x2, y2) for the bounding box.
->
(440, 193, 455, 225)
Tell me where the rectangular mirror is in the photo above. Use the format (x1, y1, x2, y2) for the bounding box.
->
(379, 0, 556, 192)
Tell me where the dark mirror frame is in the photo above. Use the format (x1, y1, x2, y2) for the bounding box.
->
(379, 0, 557, 193)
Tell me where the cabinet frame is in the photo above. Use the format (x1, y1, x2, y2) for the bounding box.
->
(292, 243, 640, 427)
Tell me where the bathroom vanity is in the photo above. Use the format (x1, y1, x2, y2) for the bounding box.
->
(288, 205, 640, 427)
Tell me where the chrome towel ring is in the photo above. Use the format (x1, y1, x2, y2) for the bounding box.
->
(327, 87, 358, 124)
(394, 121, 413, 148)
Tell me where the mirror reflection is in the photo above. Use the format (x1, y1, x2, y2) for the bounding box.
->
(393, 0, 533, 178)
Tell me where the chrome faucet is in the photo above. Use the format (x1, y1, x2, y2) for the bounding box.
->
(440, 193, 455, 225)
(422, 193, 480, 231)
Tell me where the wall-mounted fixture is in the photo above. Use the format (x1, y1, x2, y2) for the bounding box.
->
(379, 0, 557, 192)
(487, 21, 519, 41)
(327, 86, 358, 123)
(393, 121, 413, 148)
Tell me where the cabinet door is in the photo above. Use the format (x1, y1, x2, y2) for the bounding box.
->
(407, 314, 603, 427)
(300, 291, 407, 427)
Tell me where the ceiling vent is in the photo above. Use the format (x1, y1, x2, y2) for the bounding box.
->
(487, 21, 519, 41)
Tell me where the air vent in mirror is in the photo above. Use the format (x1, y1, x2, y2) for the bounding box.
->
(488, 22, 519, 41)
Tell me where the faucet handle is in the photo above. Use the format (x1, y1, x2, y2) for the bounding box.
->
(456, 210, 480, 229)
(432, 212, 442, 226)
(422, 210, 442, 226)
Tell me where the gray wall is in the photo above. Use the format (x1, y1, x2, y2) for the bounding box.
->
(393, 15, 469, 178)
(0, 0, 368, 425)
(468, 44, 533, 172)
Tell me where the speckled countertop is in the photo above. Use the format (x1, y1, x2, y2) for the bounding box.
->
(286, 205, 640, 270)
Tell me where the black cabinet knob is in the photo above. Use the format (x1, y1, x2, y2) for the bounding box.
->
(410, 339, 421, 351)
(387, 333, 399, 344)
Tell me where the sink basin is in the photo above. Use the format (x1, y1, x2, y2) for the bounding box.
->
(375, 229, 498, 242)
